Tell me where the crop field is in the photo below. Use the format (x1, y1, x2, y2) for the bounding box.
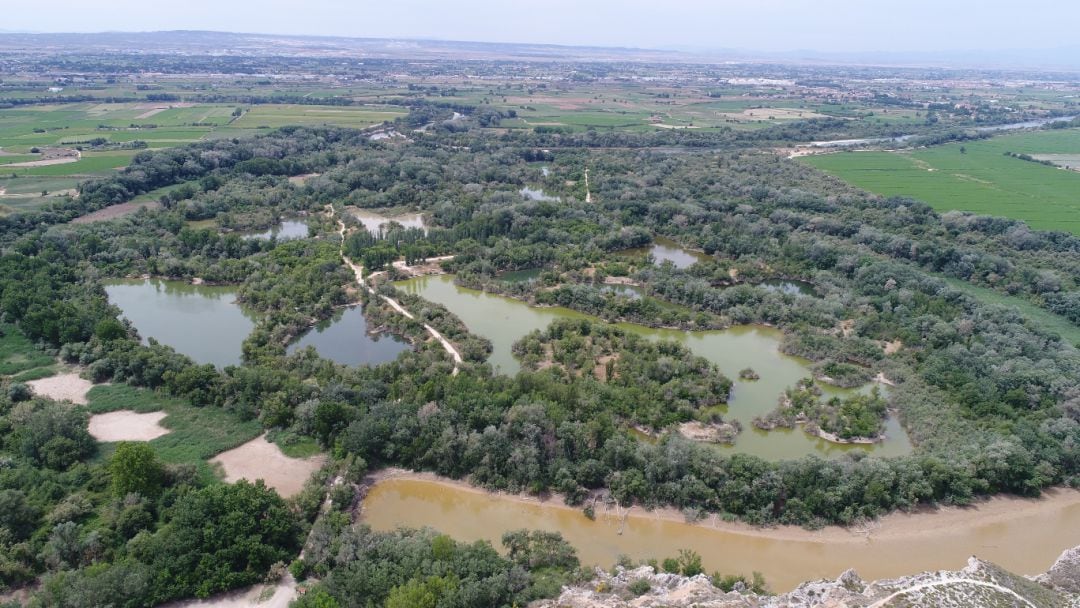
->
(0, 100, 406, 213)
(802, 128, 1080, 234)
(225, 104, 406, 130)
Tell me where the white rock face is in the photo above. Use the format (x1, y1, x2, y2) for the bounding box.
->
(534, 546, 1080, 608)
(1037, 546, 1080, 593)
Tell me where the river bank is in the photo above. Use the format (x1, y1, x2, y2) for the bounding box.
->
(363, 467, 1080, 544)
(359, 468, 1080, 591)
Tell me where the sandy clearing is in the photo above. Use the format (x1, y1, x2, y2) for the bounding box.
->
(88, 410, 170, 442)
(210, 435, 325, 499)
(71, 200, 161, 224)
(287, 172, 320, 185)
(27, 372, 94, 405)
(161, 575, 298, 608)
(364, 468, 1080, 545)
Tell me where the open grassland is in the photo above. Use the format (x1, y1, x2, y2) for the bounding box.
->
(940, 276, 1080, 347)
(0, 323, 57, 379)
(85, 383, 263, 482)
(803, 128, 1080, 234)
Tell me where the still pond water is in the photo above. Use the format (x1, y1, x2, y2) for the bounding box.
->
(394, 274, 912, 460)
(286, 305, 411, 366)
(104, 279, 256, 368)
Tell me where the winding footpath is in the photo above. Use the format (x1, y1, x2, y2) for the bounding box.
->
(331, 206, 463, 375)
(867, 578, 1036, 608)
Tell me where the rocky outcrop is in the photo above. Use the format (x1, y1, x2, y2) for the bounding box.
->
(534, 546, 1080, 607)
(1036, 545, 1080, 594)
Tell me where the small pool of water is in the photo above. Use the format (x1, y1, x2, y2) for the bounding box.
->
(287, 305, 411, 366)
(520, 186, 561, 202)
(351, 209, 427, 235)
(619, 236, 710, 269)
(240, 220, 310, 240)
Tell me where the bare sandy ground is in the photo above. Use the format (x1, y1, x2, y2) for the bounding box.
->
(71, 200, 161, 224)
(88, 410, 170, 442)
(287, 172, 320, 185)
(27, 372, 94, 404)
(161, 575, 298, 608)
(365, 468, 1080, 545)
(210, 435, 326, 499)
(4, 149, 81, 168)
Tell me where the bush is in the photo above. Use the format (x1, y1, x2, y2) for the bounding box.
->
(628, 578, 651, 595)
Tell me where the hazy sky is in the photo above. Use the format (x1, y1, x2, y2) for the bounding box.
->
(7, 0, 1078, 53)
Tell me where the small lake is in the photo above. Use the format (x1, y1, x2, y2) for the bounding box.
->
(619, 236, 710, 269)
(498, 268, 542, 284)
(350, 209, 427, 235)
(394, 274, 912, 460)
(286, 305, 411, 366)
(600, 283, 645, 299)
(520, 186, 560, 202)
(754, 279, 816, 297)
(362, 478, 1080, 592)
(104, 279, 256, 368)
(240, 220, 310, 241)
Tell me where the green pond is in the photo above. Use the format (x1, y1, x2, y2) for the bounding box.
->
(240, 219, 310, 240)
(104, 279, 256, 368)
(756, 278, 816, 297)
(287, 305, 411, 366)
(394, 275, 913, 460)
(620, 236, 711, 269)
(498, 268, 543, 283)
(350, 209, 427, 235)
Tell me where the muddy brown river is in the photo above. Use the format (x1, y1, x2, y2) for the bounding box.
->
(362, 477, 1080, 592)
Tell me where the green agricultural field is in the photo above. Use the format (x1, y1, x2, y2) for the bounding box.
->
(803, 128, 1080, 234)
(227, 104, 406, 129)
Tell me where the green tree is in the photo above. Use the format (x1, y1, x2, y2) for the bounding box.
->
(385, 576, 458, 608)
(109, 442, 164, 498)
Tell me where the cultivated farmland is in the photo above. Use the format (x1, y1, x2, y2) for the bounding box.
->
(803, 128, 1080, 234)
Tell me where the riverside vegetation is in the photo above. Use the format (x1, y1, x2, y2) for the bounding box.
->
(0, 107, 1079, 606)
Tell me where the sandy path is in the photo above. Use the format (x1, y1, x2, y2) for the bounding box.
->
(88, 410, 170, 442)
(27, 372, 94, 404)
(867, 577, 1036, 608)
(331, 206, 463, 374)
(161, 575, 297, 608)
(210, 435, 326, 499)
(364, 467, 1080, 545)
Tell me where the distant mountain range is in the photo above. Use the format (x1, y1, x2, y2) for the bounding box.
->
(0, 30, 1078, 72)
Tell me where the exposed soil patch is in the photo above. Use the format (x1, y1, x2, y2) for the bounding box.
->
(71, 200, 161, 224)
(88, 410, 170, 442)
(677, 421, 738, 443)
(288, 172, 320, 185)
(210, 435, 325, 498)
(135, 107, 168, 119)
(5, 148, 80, 168)
(27, 372, 94, 404)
